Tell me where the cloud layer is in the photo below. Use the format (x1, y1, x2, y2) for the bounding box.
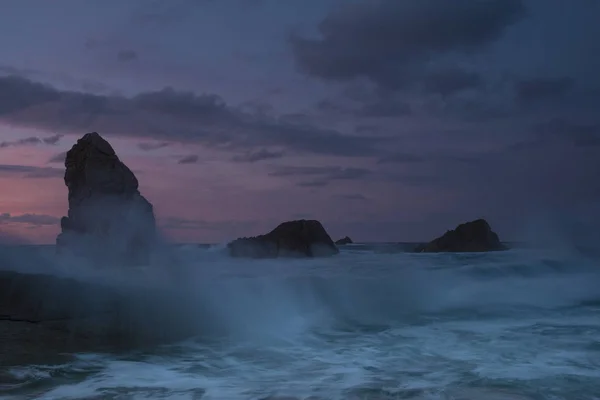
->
(0, 0, 599, 242)
(291, 0, 525, 94)
(0, 76, 383, 158)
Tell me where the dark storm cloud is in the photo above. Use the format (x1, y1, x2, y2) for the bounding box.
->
(177, 154, 199, 164)
(290, 0, 525, 91)
(422, 69, 483, 97)
(0, 213, 60, 227)
(533, 118, 600, 148)
(117, 49, 138, 62)
(231, 148, 284, 163)
(379, 132, 600, 212)
(0, 164, 63, 178)
(515, 77, 574, 103)
(0, 76, 383, 158)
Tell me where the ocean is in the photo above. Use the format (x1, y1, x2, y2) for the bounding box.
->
(1, 242, 600, 400)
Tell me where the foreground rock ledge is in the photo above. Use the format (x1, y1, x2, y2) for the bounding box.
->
(228, 219, 339, 258)
(416, 218, 507, 253)
(56, 132, 157, 265)
(0, 269, 204, 365)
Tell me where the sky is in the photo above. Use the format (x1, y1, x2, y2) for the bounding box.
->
(0, 0, 599, 244)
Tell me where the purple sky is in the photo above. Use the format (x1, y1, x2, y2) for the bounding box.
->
(0, 0, 599, 244)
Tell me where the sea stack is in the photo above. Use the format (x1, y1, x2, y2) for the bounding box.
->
(416, 218, 507, 253)
(56, 132, 157, 265)
(335, 236, 353, 245)
(228, 219, 339, 258)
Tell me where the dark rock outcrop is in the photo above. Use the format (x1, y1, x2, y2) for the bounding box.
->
(335, 236, 353, 245)
(0, 269, 206, 363)
(228, 219, 339, 258)
(0, 270, 120, 325)
(56, 132, 156, 265)
(416, 218, 507, 253)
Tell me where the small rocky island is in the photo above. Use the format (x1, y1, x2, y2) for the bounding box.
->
(335, 236, 353, 245)
(416, 218, 507, 253)
(228, 219, 339, 258)
(56, 132, 157, 265)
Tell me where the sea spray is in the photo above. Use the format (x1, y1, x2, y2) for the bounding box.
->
(2, 229, 600, 398)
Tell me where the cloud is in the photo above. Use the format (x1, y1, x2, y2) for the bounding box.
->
(0, 213, 60, 227)
(0, 134, 63, 148)
(379, 132, 600, 214)
(160, 217, 214, 230)
(0, 76, 383, 158)
(377, 153, 425, 164)
(357, 98, 412, 118)
(533, 118, 600, 148)
(334, 193, 368, 201)
(422, 68, 483, 97)
(515, 77, 574, 103)
(47, 151, 67, 164)
(0, 164, 63, 178)
(269, 165, 371, 187)
(297, 180, 329, 188)
(117, 49, 138, 62)
(1, 64, 111, 94)
(231, 148, 284, 163)
(129, 0, 204, 27)
(290, 0, 525, 91)
(0, 65, 37, 77)
(160, 217, 257, 233)
(137, 141, 171, 151)
(269, 165, 371, 180)
(177, 154, 199, 164)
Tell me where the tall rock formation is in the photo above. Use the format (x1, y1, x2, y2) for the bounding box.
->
(56, 132, 156, 265)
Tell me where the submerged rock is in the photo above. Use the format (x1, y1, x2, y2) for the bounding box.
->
(335, 236, 353, 246)
(56, 132, 157, 265)
(228, 219, 339, 258)
(416, 218, 507, 253)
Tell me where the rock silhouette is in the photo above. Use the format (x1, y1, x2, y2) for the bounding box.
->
(56, 132, 156, 265)
(335, 236, 353, 245)
(228, 219, 339, 258)
(0, 269, 209, 364)
(416, 218, 507, 253)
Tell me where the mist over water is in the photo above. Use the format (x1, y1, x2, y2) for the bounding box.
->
(1, 220, 600, 399)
